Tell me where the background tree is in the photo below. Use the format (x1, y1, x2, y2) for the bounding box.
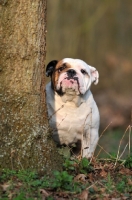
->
(0, 0, 62, 171)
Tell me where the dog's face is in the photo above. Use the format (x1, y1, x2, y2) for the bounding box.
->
(46, 58, 99, 96)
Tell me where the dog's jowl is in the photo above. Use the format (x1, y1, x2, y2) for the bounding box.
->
(46, 58, 100, 158)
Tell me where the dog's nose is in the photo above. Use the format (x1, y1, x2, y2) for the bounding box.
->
(67, 69, 76, 78)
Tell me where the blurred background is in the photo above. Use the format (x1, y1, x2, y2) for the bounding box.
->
(46, 0, 132, 156)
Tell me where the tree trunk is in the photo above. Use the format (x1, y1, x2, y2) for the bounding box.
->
(0, 0, 62, 172)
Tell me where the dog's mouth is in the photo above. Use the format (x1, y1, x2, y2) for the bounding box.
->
(56, 77, 80, 96)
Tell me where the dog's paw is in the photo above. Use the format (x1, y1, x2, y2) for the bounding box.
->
(82, 148, 94, 159)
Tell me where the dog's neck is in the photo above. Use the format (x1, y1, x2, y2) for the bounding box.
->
(58, 89, 86, 107)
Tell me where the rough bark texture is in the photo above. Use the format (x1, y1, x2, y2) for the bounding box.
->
(0, 0, 62, 172)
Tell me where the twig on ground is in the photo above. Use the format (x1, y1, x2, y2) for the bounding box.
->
(99, 121, 113, 140)
(128, 125, 131, 156)
(98, 180, 112, 193)
(115, 125, 130, 167)
(95, 122, 112, 159)
(85, 181, 98, 190)
(119, 143, 128, 159)
(98, 158, 124, 162)
(95, 148, 102, 159)
(97, 144, 112, 158)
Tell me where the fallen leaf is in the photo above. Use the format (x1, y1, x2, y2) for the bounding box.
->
(100, 169, 107, 177)
(102, 198, 109, 200)
(78, 190, 88, 200)
(92, 185, 98, 192)
(8, 192, 15, 199)
(74, 174, 87, 183)
(87, 173, 94, 182)
(100, 187, 106, 193)
(121, 197, 130, 200)
(56, 191, 69, 198)
(128, 179, 132, 185)
(1, 182, 11, 191)
(119, 168, 132, 175)
(40, 189, 50, 200)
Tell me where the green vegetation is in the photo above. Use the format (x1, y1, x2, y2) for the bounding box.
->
(0, 128, 131, 199)
(0, 154, 132, 200)
(124, 154, 132, 169)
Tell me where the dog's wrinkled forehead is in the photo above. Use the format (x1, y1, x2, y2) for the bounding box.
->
(60, 58, 90, 73)
(55, 59, 71, 71)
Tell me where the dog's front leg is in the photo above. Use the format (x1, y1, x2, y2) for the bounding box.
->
(82, 128, 99, 158)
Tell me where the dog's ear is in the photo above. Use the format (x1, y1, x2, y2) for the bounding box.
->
(46, 60, 58, 77)
(90, 66, 99, 85)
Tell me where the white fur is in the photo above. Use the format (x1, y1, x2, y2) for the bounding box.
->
(46, 58, 100, 158)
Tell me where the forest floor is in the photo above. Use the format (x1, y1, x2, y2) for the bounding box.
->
(0, 127, 132, 200)
(0, 157, 132, 200)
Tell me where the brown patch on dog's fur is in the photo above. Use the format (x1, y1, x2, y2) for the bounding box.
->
(51, 60, 72, 90)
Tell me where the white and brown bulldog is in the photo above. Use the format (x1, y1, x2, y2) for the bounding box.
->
(46, 58, 100, 158)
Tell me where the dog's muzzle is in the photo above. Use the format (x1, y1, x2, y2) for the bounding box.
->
(67, 69, 76, 79)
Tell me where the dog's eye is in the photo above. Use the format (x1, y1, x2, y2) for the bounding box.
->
(58, 64, 66, 73)
(81, 69, 87, 75)
(58, 67, 64, 72)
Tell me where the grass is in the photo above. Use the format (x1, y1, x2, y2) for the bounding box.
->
(0, 157, 132, 199)
(0, 126, 132, 199)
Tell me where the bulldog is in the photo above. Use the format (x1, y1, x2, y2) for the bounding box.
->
(45, 58, 100, 158)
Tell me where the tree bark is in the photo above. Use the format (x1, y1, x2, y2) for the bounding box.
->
(0, 0, 62, 172)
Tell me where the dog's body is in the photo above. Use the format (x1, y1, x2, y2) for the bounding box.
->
(46, 58, 100, 158)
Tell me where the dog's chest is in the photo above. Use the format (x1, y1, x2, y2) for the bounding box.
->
(48, 95, 92, 137)
(46, 84, 98, 144)
(55, 100, 92, 124)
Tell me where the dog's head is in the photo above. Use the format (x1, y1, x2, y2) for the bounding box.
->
(46, 58, 99, 96)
